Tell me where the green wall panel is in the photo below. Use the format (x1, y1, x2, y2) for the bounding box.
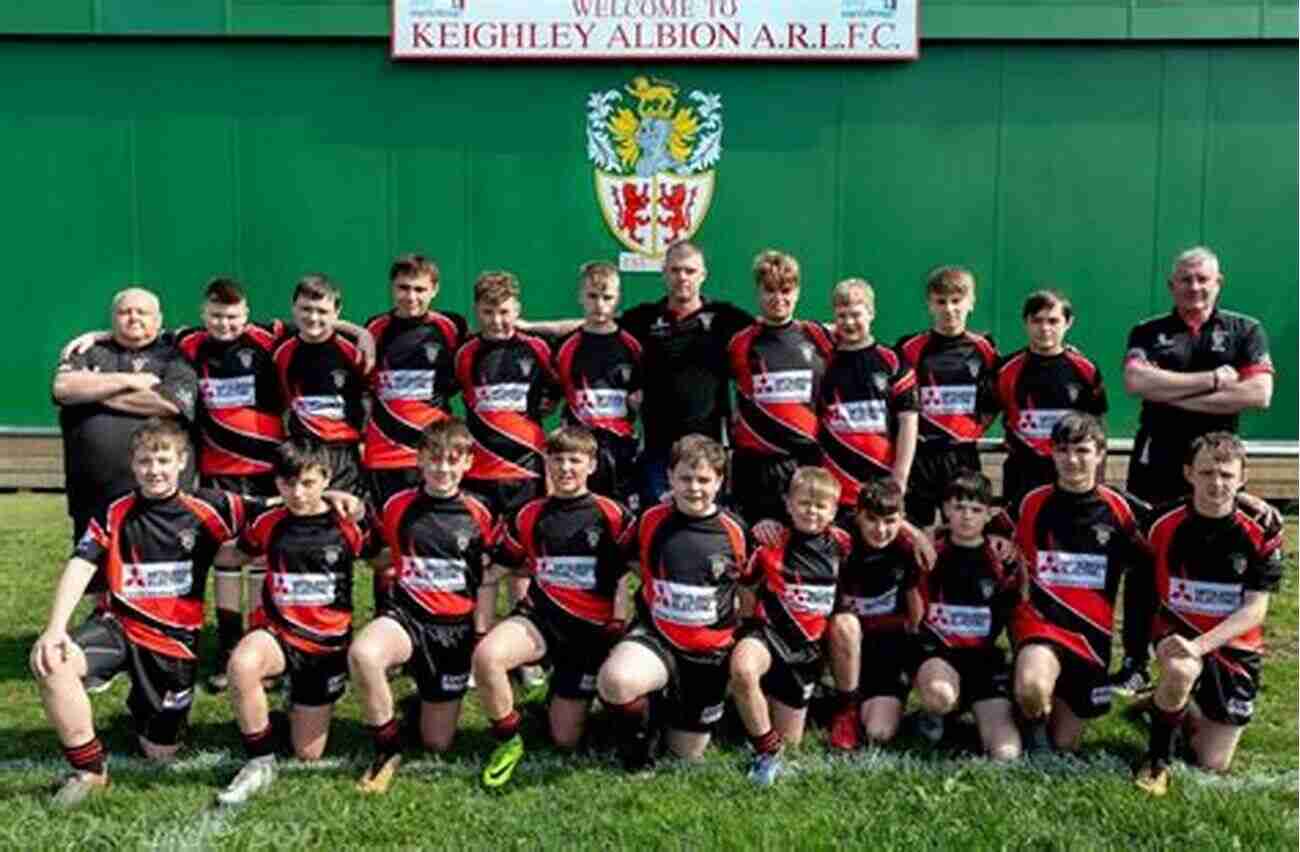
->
(0, 40, 1294, 441)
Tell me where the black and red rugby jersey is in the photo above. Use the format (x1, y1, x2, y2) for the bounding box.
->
(835, 524, 924, 633)
(454, 333, 560, 482)
(727, 320, 834, 459)
(552, 327, 643, 441)
(176, 322, 287, 477)
(497, 493, 635, 625)
(818, 343, 919, 506)
(745, 525, 851, 645)
(272, 331, 369, 445)
(76, 488, 252, 659)
(895, 329, 998, 445)
(992, 346, 1107, 460)
(377, 488, 496, 622)
(919, 533, 1024, 652)
(362, 309, 468, 470)
(240, 507, 368, 654)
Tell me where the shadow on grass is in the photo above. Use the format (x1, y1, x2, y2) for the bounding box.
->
(0, 633, 39, 685)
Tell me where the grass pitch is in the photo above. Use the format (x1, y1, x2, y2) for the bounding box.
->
(0, 493, 1295, 850)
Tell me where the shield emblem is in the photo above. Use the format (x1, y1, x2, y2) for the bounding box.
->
(966, 358, 981, 378)
(1230, 553, 1247, 575)
(178, 529, 197, 552)
(1093, 524, 1112, 546)
(237, 349, 254, 369)
(331, 369, 347, 389)
(456, 531, 471, 553)
(1066, 383, 1079, 403)
(799, 343, 816, 363)
(709, 553, 729, 580)
(699, 313, 714, 331)
(131, 356, 147, 373)
(586, 528, 601, 548)
(872, 372, 889, 393)
(979, 579, 995, 600)
(518, 356, 533, 377)
(614, 364, 633, 385)
(323, 546, 340, 565)
(1211, 329, 1227, 352)
(586, 78, 724, 261)
(424, 342, 441, 362)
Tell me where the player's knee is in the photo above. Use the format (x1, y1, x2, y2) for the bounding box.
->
(596, 664, 635, 706)
(1196, 747, 1234, 773)
(1014, 675, 1052, 716)
(1161, 655, 1202, 689)
(293, 742, 326, 761)
(347, 641, 385, 679)
(865, 716, 899, 745)
(988, 740, 1021, 762)
(226, 649, 263, 688)
(829, 615, 860, 651)
(728, 655, 763, 692)
(920, 680, 957, 714)
(470, 639, 505, 678)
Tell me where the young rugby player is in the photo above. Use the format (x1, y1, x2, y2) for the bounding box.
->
(473, 425, 635, 788)
(216, 438, 369, 805)
(597, 434, 751, 770)
(347, 418, 498, 794)
(896, 267, 999, 527)
(818, 278, 919, 513)
(1134, 432, 1283, 795)
(825, 478, 926, 751)
(727, 250, 834, 525)
(1009, 413, 1148, 753)
(912, 472, 1024, 760)
(990, 291, 1107, 509)
(551, 262, 644, 506)
(30, 419, 256, 807)
(729, 467, 850, 785)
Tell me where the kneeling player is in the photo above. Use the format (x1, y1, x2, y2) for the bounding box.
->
(913, 473, 1025, 761)
(348, 418, 497, 794)
(473, 425, 635, 787)
(1011, 413, 1148, 753)
(730, 467, 849, 785)
(30, 420, 254, 807)
(597, 435, 751, 770)
(826, 479, 925, 751)
(217, 439, 369, 805)
(1134, 433, 1282, 795)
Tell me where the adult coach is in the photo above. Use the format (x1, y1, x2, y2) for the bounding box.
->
(1114, 246, 1273, 692)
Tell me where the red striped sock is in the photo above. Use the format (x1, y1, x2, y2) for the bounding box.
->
(63, 737, 105, 775)
(241, 724, 276, 759)
(750, 728, 784, 756)
(491, 710, 521, 741)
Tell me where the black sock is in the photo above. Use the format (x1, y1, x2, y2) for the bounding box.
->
(369, 717, 402, 757)
(491, 710, 522, 741)
(216, 608, 242, 659)
(1149, 704, 1187, 763)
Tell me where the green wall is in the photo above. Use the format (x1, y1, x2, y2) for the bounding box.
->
(3, 40, 1296, 439)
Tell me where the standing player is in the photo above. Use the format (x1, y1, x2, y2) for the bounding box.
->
(1134, 432, 1282, 795)
(825, 478, 926, 751)
(29, 419, 248, 807)
(912, 473, 1024, 761)
(991, 291, 1107, 509)
(1116, 246, 1274, 694)
(552, 262, 644, 506)
(597, 435, 751, 770)
(473, 425, 635, 788)
(348, 418, 497, 794)
(896, 267, 999, 527)
(216, 438, 369, 805)
(727, 250, 834, 525)
(818, 277, 919, 513)
(729, 467, 850, 785)
(1010, 414, 1148, 753)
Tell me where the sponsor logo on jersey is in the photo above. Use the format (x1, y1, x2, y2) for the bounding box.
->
(377, 369, 435, 401)
(270, 572, 336, 606)
(292, 395, 345, 420)
(782, 582, 836, 615)
(826, 399, 888, 434)
(843, 587, 898, 617)
(1155, 333, 1173, 349)
(1036, 550, 1108, 590)
(752, 369, 813, 404)
(919, 385, 977, 416)
(700, 702, 725, 724)
(927, 602, 992, 637)
(162, 688, 194, 710)
(1014, 408, 1070, 439)
(474, 382, 530, 413)
(441, 672, 471, 691)
(1169, 577, 1242, 616)
(399, 557, 468, 592)
(651, 580, 719, 625)
(536, 556, 598, 590)
(200, 375, 257, 410)
(1090, 685, 1113, 707)
(1226, 698, 1253, 718)
(574, 388, 628, 419)
(327, 673, 348, 694)
(178, 528, 197, 553)
(121, 561, 194, 599)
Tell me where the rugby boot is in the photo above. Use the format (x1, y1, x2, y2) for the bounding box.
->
(915, 711, 946, 745)
(748, 750, 785, 787)
(1110, 658, 1153, 698)
(217, 755, 276, 806)
(357, 752, 402, 795)
(51, 771, 109, 809)
(481, 734, 524, 789)
(1133, 756, 1170, 797)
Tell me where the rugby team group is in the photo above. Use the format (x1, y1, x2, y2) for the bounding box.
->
(30, 241, 1282, 807)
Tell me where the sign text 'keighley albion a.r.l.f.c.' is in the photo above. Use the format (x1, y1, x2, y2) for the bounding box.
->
(391, 0, 918, 61)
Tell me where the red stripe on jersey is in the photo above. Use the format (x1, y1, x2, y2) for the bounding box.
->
(1010, 601, 1106, 667)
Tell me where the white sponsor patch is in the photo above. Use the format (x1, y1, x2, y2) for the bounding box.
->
(920, 385, 977, 416)
(441, 672, 471, 691)
(782, 582, 836, 615)
(1169, 577, 1242, 616)
(377, 369, 434, 401)
(162, 688, 194, 710)
(292, 395, 345, 420)
(326, 673, 348, 694)
(926, 602, 991, 637)
(1036, 551, 1108, 590)
(199, 375, 256, 410)
(573, 388, 628, 419)
(1090, 685, 1113, 706)
(700, 702, 725, 724)
(121, 561, 194, 599)
(842, 587, 898, 617)
(579, 674, 598, 692)
(1014, 408, 1070, 439)
(271, 572, 337, 606)
(651, 580, 718, 626)
(826, 399, 888, 434)
(1226, 698, 1254, 718)
(399, 557, 468, 593)
(752, 369, 813, 404)
(536, 556, 598, 590)
(474, 382, 529, 413)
